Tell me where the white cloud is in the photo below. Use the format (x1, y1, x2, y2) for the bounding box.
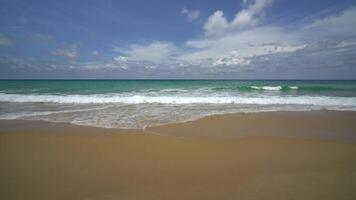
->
(251, 43, 307, 54)
(231, 0, 273, 29)
(114, 41, 177, 62)
(51, 44, 78, 60)
(181, 6, 356, 67)
(182, 26, 300, 62)
(106, 5, 356, 73)
(213, 50, 251, 66)
(50, 4, 354, 78)
(203, 0, 273, 37)
(114, 56, 127, 62)
(181, 7, 201, 22)
(211, 43, 305, 67)
(3, 0, 356, 79)
(301, 6, 356, 38)
(203, 11, 229, 37)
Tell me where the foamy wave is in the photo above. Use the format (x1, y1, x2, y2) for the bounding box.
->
(0, 93, 355, 106)
(0, 106, 109, 119)
(250, 86, 283, 91)
(249, 86, 299, 91)
(160, 88, 188, 92)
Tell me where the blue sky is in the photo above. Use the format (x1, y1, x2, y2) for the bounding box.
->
(1, 0, 356, 79)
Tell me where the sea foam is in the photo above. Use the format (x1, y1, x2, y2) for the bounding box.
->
(0, 93, 355, 106)
(250, 86, 283, 91)
(1, 79, 356, 129)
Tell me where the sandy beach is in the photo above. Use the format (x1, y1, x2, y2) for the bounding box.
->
(1, 111, 356, 200)
(2, 0, 356, 198)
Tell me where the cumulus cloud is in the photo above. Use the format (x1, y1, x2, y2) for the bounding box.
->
(180, 5, 356, 69)
(181, 7, 201, 22)
(3, 1, 356, 79)
(109, 3, 355, 72)
(51, 44, 78, 60)
(203, 11, 229, 38)
(203, 0, 273, 37)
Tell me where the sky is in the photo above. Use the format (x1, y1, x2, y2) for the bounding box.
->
(0, 0, 356, 79)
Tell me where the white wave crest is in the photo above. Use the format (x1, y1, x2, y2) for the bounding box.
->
(0, 93, 356, 106)
(250, 86, 282, 91)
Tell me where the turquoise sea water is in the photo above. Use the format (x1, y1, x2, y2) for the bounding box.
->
(1, 80, 356, 128)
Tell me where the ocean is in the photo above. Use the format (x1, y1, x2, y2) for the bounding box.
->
(1, 80, 356, 129)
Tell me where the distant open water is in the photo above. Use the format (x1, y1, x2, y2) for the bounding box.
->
(1, 80, 356, 129)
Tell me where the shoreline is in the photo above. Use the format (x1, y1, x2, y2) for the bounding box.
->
(1, 110, 356, 141)
(1, 110, 356, 200)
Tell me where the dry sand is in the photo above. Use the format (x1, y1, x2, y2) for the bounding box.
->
(1, 111, 356, 200)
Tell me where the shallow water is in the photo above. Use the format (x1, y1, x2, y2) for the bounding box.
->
(1, 80, 356, 128)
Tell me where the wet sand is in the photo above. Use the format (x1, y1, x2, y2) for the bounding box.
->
(1, 111, 356, 200)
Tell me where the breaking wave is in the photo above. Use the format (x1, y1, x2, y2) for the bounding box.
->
(0, 93, 355, 106)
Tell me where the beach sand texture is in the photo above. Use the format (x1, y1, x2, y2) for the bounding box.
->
(1, 111, 356, 200)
